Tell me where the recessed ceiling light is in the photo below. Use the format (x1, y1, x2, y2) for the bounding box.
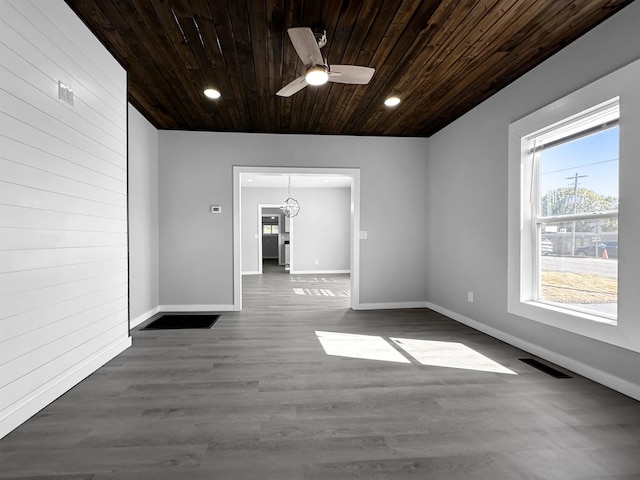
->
(247, 178, 253, 182)
(384, 96, 401, 107)
(204, 88, 221, 99)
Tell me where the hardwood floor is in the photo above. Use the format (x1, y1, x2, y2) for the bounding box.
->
(2, 262, 640, 479)
(242, 259, 351, 312)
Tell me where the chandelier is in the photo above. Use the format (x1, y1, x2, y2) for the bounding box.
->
(281, 176, 300, 218)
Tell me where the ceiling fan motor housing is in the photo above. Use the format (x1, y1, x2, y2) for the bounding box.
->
(313, 28, 327, 48)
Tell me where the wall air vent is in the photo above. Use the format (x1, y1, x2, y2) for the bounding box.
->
(58, 81, 73, 105)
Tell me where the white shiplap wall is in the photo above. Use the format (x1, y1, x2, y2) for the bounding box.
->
(0, 0, 130, 438)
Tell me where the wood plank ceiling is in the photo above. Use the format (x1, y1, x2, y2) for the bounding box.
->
(65, 0, 634, 137)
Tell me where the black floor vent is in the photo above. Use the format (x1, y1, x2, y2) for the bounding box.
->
(519, 358, 572, 378)
(143, 314, 220, 330)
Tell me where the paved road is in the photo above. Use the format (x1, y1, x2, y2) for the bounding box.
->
(541, 255, 618, 278)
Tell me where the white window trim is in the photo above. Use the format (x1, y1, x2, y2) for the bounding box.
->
(528, 97, 619, 322)
(507, 58, 640, 353)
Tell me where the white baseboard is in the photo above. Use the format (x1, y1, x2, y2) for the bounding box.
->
(0, 335, 131, 440)
(159, 304, 235, 312)
(130, 306, 160, 329)
(425, 302, 640, 402)
(242, 271, 261, 275)
(291, 270, 351, 275)
(353, 301, 429, 311)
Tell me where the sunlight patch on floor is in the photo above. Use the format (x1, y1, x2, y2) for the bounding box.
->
(314, 331, 517, 374)
(291, 277, 341, 283)
(294, 288, 350, 297)
(315, 331, 410, 363)
(391, 337, 517, 375)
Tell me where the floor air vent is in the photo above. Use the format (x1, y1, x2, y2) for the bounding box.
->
(142, 314, 220, 330)
(519, 358, 572, 378)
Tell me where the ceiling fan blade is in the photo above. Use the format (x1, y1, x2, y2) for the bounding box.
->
(276, 75, 309, 97)
(288, 27, 324, 67)
(328, 65, 375, 84)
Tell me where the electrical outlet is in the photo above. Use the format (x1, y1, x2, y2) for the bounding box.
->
(315, 259, 319, 265)
(467, 291, 474, 303)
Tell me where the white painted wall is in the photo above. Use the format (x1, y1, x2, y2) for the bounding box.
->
(0, 0, 130, 438)
(242, 186, 350, 274)
(291, 187, 350, 273)
(158, 132, 429, 310)
(128, 105, 159, 327)
(424, 2, 640, 398)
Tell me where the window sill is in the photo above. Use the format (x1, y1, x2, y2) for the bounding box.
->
(523, 300, 617, 326)
(507, 297, 638, 352)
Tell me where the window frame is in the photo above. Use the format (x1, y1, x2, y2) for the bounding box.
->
(526, 99, 619, 322)
(507, 59, 640, 352)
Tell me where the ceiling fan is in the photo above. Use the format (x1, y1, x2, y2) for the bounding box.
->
(276, 27, 375, 97)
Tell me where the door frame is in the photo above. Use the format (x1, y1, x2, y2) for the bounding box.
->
(233, 166, 360, 311)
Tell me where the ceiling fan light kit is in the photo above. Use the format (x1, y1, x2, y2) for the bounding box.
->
(276, 27, 375, 97)
(306, 65, 329, 86)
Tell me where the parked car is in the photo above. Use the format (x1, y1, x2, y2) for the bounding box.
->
(540, 237, 553, 255)
(575, 241, 618, 258)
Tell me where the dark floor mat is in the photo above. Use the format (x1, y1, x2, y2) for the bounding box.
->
(142, 314, 220, 330)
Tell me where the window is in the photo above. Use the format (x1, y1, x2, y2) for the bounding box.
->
(526, 98, 619, 321)
(263, 224, 279, 235)
(507, 58, 640, 351)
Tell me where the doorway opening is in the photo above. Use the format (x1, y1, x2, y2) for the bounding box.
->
(233, 166, 360, 311)
(258, 205, 285, 273)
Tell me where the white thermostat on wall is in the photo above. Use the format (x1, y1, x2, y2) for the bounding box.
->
(210, 205, 222, 214)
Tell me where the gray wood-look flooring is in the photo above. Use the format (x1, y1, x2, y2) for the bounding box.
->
(2, 259, 640, 479)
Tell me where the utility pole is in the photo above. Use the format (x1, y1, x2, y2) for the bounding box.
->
(567, 173, 588, 255)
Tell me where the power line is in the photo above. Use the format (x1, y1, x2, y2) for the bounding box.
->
(541, 157, 618, 176)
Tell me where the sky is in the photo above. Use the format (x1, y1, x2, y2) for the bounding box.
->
(540, 126, 619, 199)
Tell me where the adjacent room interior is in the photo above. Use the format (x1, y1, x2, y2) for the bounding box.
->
(1, 0, 640, 477)
(237, 169, 355, 310)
